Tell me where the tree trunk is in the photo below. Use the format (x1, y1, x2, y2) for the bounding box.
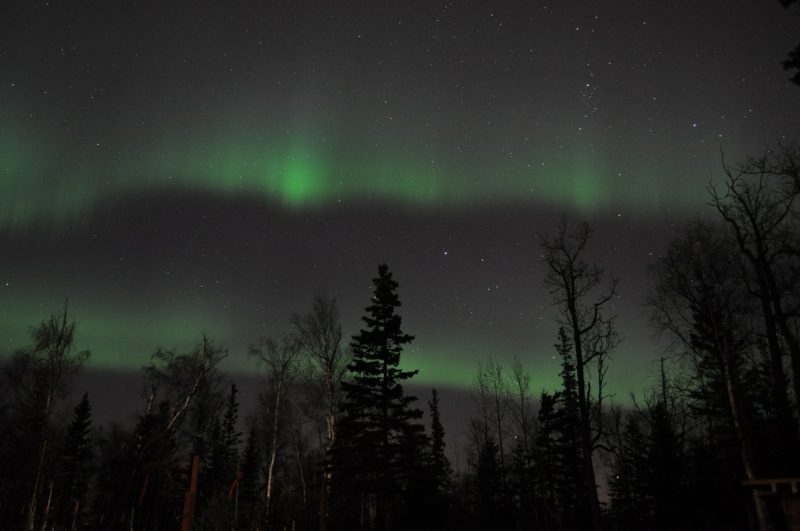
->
(265, 381, 283, 531)
(755, 281, 796, 443)
(720, 348, 771, 531)
(319, 411, 335, 531)
(569, 305, 604, 531)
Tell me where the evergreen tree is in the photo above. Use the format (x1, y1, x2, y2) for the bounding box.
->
(428, 388, 451, 501)
(647, 400, 684, 531)
(333, 263, 424, 531)
(509, 435, 536, 529)
(472, 436, 502, 530)
(237, 421, 263, 531)
(90, 422, 135, 528)
(553, 327, 584, 530)
(608, 412, 648, 531)
(405, 388, 451, 530)
(0, 304, 90, 529)
(540, 221, 616, 531)
(205, 383, 242, 528)
(508, 356, 535, 529)
(53, 393, 94, 530)
(534, 391, 560, 529)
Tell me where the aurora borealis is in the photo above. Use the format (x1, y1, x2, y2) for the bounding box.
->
(2, 0, 800, 411)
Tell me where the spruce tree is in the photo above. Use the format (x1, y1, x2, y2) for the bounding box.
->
(334, 263, 423, 531)
(406, 388, 451, 529)
(609, 414, 648, 530)
(534, 391, 560, 525)
(428, 388, 451, 499)
(237, 422, 262, 530)
(205, 383, 242, 528)
(554, 327, 584, 529)
(53, 393, 94, 530)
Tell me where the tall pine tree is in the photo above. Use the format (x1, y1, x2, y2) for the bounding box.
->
(53, 393, 94, 530)
(428, 388, 451, 501)
(333, 264, 424, 531)
(554, 327, 585, 530)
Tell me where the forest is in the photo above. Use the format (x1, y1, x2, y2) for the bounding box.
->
(2, 144, 800, 531)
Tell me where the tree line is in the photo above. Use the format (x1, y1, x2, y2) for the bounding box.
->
(1, 144, 800, 531)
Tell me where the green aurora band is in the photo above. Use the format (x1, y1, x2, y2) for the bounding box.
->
(0, 120, 695, 395)
(1, 122, 705, 231)
(0, 290, 652, 398)
(0, 293, 231, 370)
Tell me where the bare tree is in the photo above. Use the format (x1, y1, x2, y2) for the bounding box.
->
(19, 301, 90, 531)
(510, 356, 532, 461)
(539, 220, 617, 531)
(126, 335, 227, 528)
(143, 334, 228, 438)
(472, 360, 493, 450)
(290, 295, 348, 531)
(647, 220, 770, 531)
(710, 146, 800, 437)
(486, 358, 511, 496)
(250, 334, 301, 530)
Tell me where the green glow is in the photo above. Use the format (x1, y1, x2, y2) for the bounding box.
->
(400, 342, 561, 391)
(280, 151, 327, 206)
(0, 291, 653, 399)
(397, 338, 653, 400)
(0, 119, 710, 231)
(0, 294, 231, 370)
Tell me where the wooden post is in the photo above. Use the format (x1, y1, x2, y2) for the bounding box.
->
(71, 499, 80, 531)
(181, 452, 202, 531)
(231, 463, 240, 531)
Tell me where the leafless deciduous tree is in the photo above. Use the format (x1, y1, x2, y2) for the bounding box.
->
(250, 334, 301, 531)
(19, 301, 90, 531)
(143, 334, 228, 438)
(291, 295, 348, 531)
(510, 356, 533, 460)
(473, 358, 512, 497)
(710, 145, 800, 434)
(647, 220, 770, 531)
(539, 220, 618, 531)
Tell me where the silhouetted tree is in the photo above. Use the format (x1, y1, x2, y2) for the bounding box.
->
(407, 387, 451, 529)
(648, 220, 771, 530)
(508, 357, 536, 528)
(428, 388, 451, 504)
(0, 302, 90, 529)
(332, 264, 424, 531)
(236, 420, 263, 530)
(121, 335, 227, 529)
(554, 327, 585, 530)
(472, 434, 502, 530)
(608, 409, 648, 531)
(291, 294, 349, 531)
(91, 422, 135, 528)
(539, 220, 617, 531)
(204, 383, 242, 529)
(535, 391, 561, 529)
(710, 149, 800, 456)
(471, 356, 514, 519)
(251, 334, 301, 530)
(52, 393, 94, 530)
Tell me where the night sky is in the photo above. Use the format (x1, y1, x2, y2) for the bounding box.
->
(2, 1, 799, 410)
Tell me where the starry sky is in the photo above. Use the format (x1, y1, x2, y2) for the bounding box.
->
(1, 1, 799, 406)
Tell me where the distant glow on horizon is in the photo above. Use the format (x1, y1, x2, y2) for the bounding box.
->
(0, 290, 653, 397)
(0, 294, 230, 370)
